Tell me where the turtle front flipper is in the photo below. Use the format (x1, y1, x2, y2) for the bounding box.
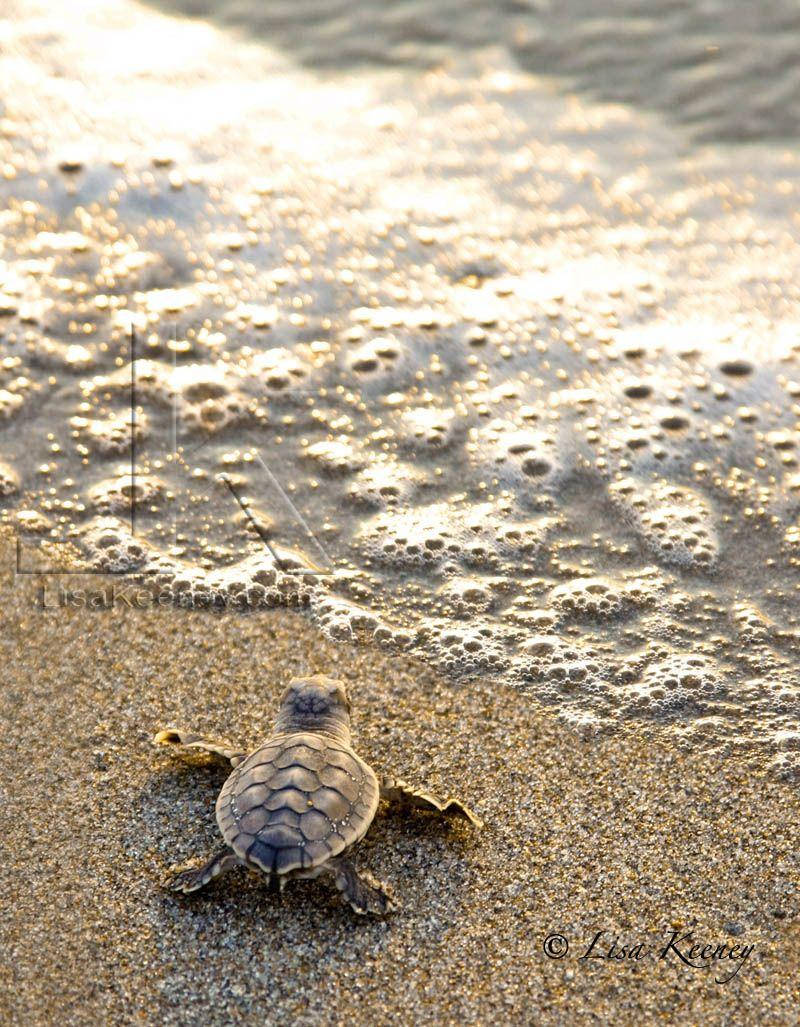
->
(165, 848, 242, 893)
(380, 776, 483, 828)
(154, 728, 246, 767)
(328, 858, 396, 916)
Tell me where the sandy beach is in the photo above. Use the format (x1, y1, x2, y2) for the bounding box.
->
(1, 530, 798, 1026)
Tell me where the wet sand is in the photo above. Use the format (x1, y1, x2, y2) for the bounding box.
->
(1, 531, 799, 1026)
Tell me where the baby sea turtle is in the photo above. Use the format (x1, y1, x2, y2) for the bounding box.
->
(154, 675, 482, 914)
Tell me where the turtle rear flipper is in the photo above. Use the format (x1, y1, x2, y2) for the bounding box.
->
(380, 776, 483, 828)
(154, 728, 246, 767)
(165, 848, 242, 893)
(329, 858, 396, 916)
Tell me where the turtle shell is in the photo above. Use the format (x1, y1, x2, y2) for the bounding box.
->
(216, 732, 380, 875)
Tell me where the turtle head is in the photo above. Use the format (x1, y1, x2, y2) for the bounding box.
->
(274, 675, 352, 743)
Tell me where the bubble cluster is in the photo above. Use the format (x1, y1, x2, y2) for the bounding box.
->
(0, 390, 24, 422)
(0, 461, 20, 497)
(137, 360, 248, 434)
(303, 439, 365, 475)
(348, 336, 405, 375)
(513, 634, 603, 690)
(399, 407, 458, 450)
(346, 460, 426, 508)
(620, 654, 724, 718)
(548, 571, 663, 622)
(609, 479, 718, 569)
(242, 347, 310, 392)
(358, 503, 476, 570)
(423, 618, 510, 676)
(436, 575, 495, 616)
(71, 411, 144, 455)
(481, 420, 559, 485)
(83, 518, 152, 573)
(82, 517, 316, 607)
(88, 474, 164, 515)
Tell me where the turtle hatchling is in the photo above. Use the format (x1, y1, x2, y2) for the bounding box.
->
(154, 675, 482, 914)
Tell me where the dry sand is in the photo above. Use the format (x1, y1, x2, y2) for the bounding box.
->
(1, 531, 799, 1026)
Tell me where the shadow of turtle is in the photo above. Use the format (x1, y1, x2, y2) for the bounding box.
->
(131, 749, 479, 939)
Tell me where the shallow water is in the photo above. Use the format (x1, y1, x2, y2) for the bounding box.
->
(5, 0, 800, 770)
(150, 0, 800, 142)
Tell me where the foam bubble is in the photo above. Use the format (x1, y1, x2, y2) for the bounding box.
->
(0, 460, 19, 497)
